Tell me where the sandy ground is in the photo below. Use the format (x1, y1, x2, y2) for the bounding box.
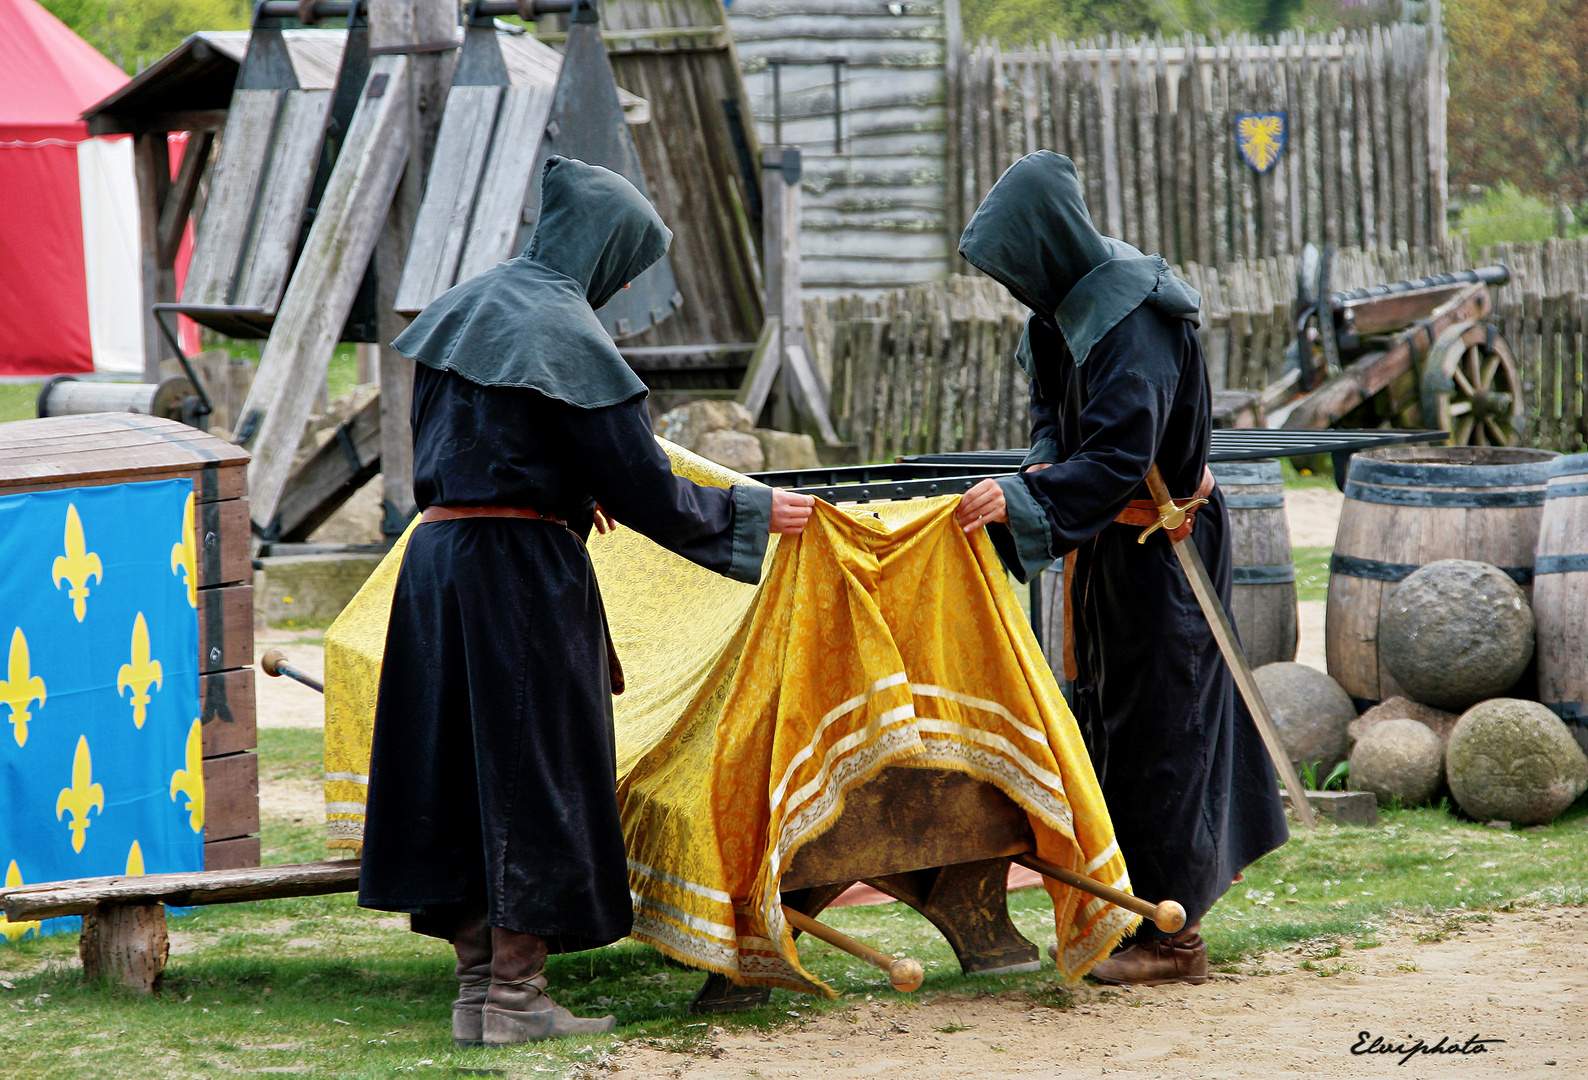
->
(255, 628, 326, 731)
(1285, 486, 1345, 550)
(610, 907, 1587, 1080)
(235, 489, 1588, 1077)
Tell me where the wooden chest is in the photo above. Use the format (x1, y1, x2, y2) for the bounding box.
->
(0, 414, 259, 871)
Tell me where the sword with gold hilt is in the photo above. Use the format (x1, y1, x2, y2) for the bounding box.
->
(1138, 465, 1317, 829)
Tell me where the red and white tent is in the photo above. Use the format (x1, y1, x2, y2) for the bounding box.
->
(0, 0, 144, 375)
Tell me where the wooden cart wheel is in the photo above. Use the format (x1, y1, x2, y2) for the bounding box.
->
(1419, 321, 1524, 446)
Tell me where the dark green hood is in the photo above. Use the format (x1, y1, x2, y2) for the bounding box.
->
(958, 151, 1199, 368)
(391, 156, 671, 407)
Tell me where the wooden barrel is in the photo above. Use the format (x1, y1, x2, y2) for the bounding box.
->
(1534, 452, 1588, 755)
(1210, 460, 1297, 667)
(1326, 446, 1557, 712)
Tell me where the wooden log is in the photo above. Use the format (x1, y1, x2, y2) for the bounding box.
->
(79, 903, 168, 993)
(2, 860, 362, 920)
(1318, 56, 1338, 248)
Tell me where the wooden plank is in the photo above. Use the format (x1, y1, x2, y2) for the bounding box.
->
(239, 56, 414, 544)
(2, 859, 358, 920)
(200, 669, 257, 758)
(182, 89, 282, 306)
(204, 836, 262, 872)
(275, 392, 383, 542)
(392, 84, 504, 315)
(199, 585, 253, 674)
(196, 498, 252, 588)
(232, 89, 334, 315)
(204, 751, 260, 842)
(455, 86, 555, 284)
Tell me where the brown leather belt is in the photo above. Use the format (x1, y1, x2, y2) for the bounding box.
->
(415, 502, 624, 694)
(420, 504, 568, 526)
(1060, 465, 1216, 681)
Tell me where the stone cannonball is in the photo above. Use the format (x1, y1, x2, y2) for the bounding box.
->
(1253, 662, 1357, 775)
(1349, 718, 1444, 807)
(1379, 560, 1535, 713)
(1446, 698, 1588, 826)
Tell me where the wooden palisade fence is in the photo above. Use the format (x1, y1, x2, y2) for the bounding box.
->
(947, 21, 1447, 267)
(807, 239, 1588, 459)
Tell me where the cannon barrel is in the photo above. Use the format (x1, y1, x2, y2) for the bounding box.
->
(1328, 264, 1510, 306)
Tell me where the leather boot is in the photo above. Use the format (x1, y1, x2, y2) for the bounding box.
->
(1087, 924, 1208, 987)
(481, 927, 616, 1044)
(451, 910, 493, 1047)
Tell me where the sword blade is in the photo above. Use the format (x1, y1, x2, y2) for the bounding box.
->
(1168, 537, 1317, 830)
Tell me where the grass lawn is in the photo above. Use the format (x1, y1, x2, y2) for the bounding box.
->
(2, 725, 1585, 1079)
(1293, 545, 1332, 603)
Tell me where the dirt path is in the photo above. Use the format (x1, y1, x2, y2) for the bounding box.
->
(612, 907, 1585, 1080)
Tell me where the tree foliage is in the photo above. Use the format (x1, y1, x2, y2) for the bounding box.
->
(1446, 0, 1588, 205)
(42, 0, 250, 74)
(957, 0, 1337, 48)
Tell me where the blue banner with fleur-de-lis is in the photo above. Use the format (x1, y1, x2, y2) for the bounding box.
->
(0, 480, 203, 944)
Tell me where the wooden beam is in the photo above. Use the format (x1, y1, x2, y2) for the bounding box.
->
(89, 109, 230, 136)
(156, 131, 214, 267)
(134, 132, 176, 382)
(373, 0, 458, 544)
(237, 56, 414, 546)
(2, 860, 361, 921)
(736, 318, 781, 421)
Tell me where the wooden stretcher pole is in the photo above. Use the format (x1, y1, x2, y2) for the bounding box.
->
(1013, 854, 1186, 934)
(782, 906, 924, 992)
(260, 649, 325, 694)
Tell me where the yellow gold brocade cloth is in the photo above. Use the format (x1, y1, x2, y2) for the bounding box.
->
(323, 442, 1137, 993)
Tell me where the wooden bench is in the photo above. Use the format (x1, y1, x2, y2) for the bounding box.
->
(1, 861, 360, 993)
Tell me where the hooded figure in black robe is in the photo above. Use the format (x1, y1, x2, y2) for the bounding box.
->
(955, 152, 1287, 984)
(358, 157, 795, 1044)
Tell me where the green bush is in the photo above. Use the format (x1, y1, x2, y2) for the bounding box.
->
(1456, 182, 1580, 247)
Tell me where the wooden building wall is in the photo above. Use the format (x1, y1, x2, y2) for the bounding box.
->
(729, 0, 954, 298)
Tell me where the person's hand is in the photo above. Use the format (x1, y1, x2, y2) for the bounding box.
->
(1024, 462, 1054, 473)
(956, 479, 1008, 533)
(592, 504, 616, 535)
(771, 488, 815, 535)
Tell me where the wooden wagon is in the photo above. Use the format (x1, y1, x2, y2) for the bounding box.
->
(1274, 255, 1523, 447)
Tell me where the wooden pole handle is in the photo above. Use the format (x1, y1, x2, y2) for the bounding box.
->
(259, 649, 325, 694)
(782, 906, 924, 992)
(1014, 853, 1187, 934)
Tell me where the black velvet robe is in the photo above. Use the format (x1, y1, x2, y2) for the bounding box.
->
(990, 306, 1289, 941)
(358, 365, 770, 948)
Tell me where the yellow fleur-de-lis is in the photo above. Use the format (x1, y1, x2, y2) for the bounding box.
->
(170, 492, 198, 609)
(51, 503, 103, 622)
(170, 719, 204, 833)
(117, 613, 163, 729)
(0, 861, 40, 942)
(56, 735, 104, 853)
(0, 627, 46, 748)
(126, 840, 146, 877)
